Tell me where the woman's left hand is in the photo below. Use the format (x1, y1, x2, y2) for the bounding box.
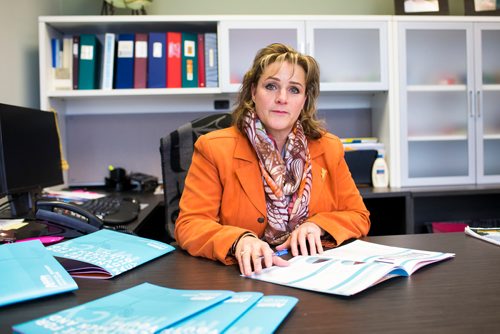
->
(276, 222, 324, 257)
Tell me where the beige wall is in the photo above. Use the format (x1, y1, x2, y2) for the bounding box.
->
(60, 0, 465, 16)
(0, 0, 466, 109)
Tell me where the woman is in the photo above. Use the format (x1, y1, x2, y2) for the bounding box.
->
(175, 43, 370, 276)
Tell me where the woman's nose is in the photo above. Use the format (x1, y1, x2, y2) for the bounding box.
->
(276, 88, 287, 104)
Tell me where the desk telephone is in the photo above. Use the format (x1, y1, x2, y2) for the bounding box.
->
(36, 200, 103, 235)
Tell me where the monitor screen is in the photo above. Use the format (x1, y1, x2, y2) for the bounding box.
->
(0, 103, 63, 218)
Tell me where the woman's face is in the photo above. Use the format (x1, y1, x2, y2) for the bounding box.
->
(251, 61, 307, 142)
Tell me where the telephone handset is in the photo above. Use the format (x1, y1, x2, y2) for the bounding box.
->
(35, 200, 103, 235)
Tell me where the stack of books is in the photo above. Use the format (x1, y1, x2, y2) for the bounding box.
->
(50, 31, 218, 90)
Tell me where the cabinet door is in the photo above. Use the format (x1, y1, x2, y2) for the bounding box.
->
(397, 21, 475, 186)
(475, 23, 500, 183)
(218, 20, 305, 92)
(306, 19, 389, 91)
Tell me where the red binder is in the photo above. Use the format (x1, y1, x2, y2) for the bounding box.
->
(197, 33, 205, 87)
(167, 32, 182, 88)
(134, 33, 148, 89)
(72, 35, 79, 89)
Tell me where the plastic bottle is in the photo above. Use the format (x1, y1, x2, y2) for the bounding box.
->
(371, 153, 389, 188)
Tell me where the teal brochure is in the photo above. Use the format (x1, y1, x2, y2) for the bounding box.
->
(0, 240, 78, 307)
(225, 295, 298, 334)
(160, 292, 263, 333)
(13, 282, 234, 333)
(46, 229, 175, 279)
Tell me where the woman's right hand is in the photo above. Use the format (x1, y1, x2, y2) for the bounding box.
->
(234, 235, 289, 276)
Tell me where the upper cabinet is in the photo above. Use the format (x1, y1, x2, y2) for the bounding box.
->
(218, 16, 390, 93)
(393, 17, 500, 187)
(218, 19, 305, 93)
(40, 16, 390, 114)
(306, 18, 389, 91)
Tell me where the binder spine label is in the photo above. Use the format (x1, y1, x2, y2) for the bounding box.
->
(152, 42, 163, 58)
(80, 45, 94, 60)
(187, 59, 193, 81)
(184, 40, 195, 57)
(135, 41, 148, 58)
(118, 41, 134, 58)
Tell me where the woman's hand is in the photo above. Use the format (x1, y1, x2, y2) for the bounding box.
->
(276, 222, 324, 257)
(235, 235, 289, 276)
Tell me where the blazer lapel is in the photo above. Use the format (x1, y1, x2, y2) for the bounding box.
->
(309, 139, 326, 211)
(234, 134, 267, 217)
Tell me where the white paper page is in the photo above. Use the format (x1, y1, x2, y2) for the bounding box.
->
(250, 255, 396, 296)
(322, 240, 454, 275)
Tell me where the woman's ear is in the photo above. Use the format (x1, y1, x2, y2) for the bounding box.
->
(251, 84, 256, 102)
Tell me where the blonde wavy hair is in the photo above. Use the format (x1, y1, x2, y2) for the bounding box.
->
(232, 43, 325, 139)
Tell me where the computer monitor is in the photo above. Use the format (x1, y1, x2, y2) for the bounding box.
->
(0, 103, 63, 218)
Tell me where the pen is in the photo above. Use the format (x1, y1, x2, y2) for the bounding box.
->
(258, 249, 289, 260)
(273, 249, 289, 257)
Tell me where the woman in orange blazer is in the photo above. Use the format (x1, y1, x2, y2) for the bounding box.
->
(175, 43, 370, 276)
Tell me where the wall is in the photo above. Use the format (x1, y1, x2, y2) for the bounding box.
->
(0, 0, 61, 108)
(61, 0, 466, 16)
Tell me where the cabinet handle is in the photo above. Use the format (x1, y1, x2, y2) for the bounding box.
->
(476, 90, 481, 118)
(468, 90, 474, 118)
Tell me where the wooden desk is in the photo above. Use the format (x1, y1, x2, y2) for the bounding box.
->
(2, 233, 499, 333)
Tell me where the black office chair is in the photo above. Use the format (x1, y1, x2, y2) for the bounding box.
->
(159, 113, 233, 241)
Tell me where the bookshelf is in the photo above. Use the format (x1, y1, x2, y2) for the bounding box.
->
(39, 15, 392, 186)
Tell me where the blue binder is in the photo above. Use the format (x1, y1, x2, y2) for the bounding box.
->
(204, 33, 218, 87)
(147, 32, 166, 88)
(114, 33, 135, 89)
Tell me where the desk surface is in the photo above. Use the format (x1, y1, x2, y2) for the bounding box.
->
(2, 233, 499, 333)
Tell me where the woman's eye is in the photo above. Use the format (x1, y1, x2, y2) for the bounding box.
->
(264, 83, 277, 90)
(289, 86, 300, 94)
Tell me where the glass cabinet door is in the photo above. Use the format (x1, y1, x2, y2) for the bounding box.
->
(218, 20, 304, 92)
(397, 20, 476, 186)
(475, 23, 500, 183)
(306, 19, 389, 91)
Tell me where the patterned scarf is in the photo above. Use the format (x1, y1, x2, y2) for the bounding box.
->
(243, 112, 313, 245)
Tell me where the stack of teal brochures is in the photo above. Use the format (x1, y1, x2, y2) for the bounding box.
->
(13, 282, 298, 333)
(0, 240, 78, 307)
(46, 229, 175, 279)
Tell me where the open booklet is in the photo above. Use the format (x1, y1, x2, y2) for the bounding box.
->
(0, 240, 78, 308)
(248, 240, 455, 296)
(13, 283, 298, 334)
(46, 229, 175, 279)
(465, 226, 500, 247)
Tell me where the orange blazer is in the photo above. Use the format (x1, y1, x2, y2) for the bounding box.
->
(175, 126, 370, 265)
